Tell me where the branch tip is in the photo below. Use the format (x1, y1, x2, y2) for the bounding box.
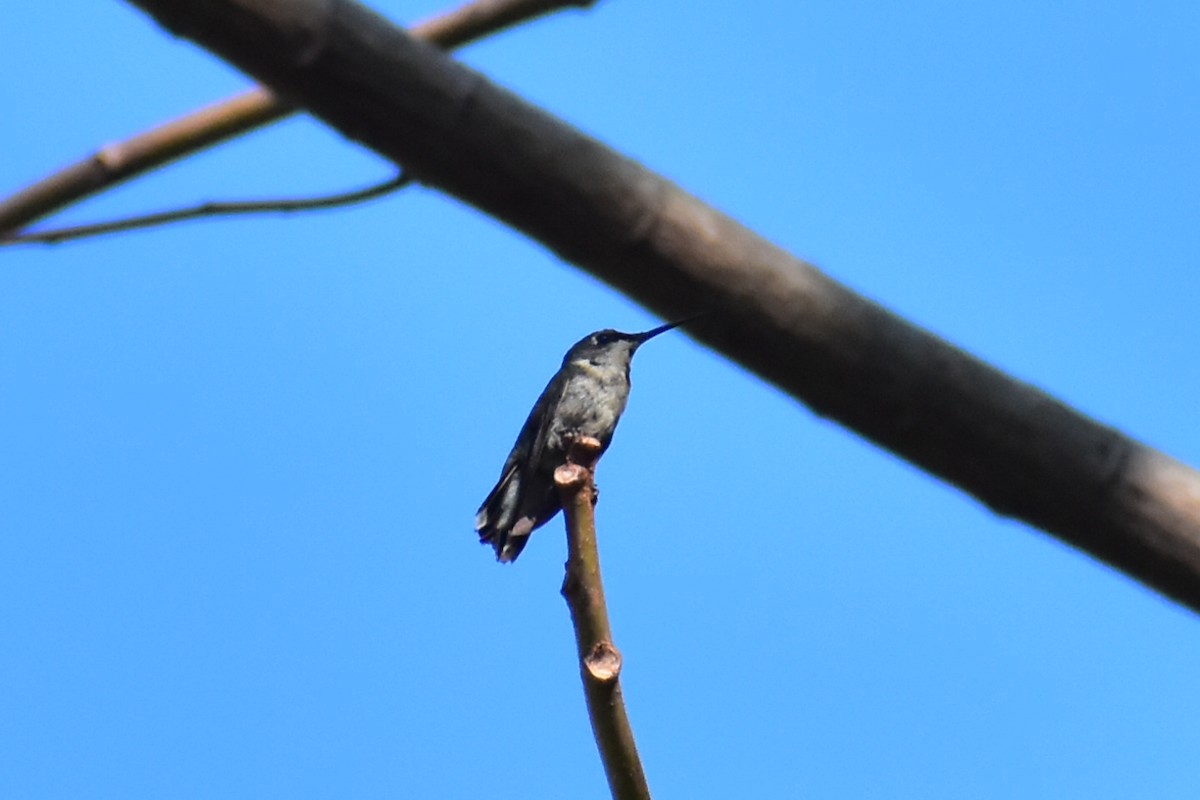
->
(568, 434, 604, 466)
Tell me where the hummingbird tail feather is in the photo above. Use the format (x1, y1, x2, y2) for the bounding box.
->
(476, 464, 525, 561)
(496, 517, 535, 562)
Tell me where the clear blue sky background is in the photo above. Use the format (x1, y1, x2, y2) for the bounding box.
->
(2, 2, 1199, 797)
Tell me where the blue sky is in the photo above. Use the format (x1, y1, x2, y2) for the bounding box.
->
(2, 2, 1199, 797)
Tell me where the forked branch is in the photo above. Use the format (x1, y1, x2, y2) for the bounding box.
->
(0, 0, 597, 238)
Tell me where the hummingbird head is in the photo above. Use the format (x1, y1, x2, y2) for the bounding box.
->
(563, 317, 696, 371)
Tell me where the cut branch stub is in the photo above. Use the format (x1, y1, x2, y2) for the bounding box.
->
(584, 641, 622, 682)
(555, 462, 591, 492)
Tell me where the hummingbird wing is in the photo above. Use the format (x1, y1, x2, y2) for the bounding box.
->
(474, 368, 569, 562)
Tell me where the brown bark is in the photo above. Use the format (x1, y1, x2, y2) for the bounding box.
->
(557, 437, 651, 800)
(0, 0, 594, 236)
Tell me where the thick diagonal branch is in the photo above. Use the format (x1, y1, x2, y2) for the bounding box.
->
(119, 0, 1200, 612)
(557, 437, 650, 800)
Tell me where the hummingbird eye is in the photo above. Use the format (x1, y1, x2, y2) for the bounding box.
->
(593, 331, 616, 346)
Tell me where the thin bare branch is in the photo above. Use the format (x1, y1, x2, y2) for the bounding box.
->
(1, 173, 409, 245)
(118, 0, 1200, 612)
(556, 436, 651, 800)
(0, 0, 596, 238)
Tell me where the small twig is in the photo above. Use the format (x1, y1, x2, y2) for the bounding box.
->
(0, 0, 598, 237)
(556, 436, 651, 800)
(1, 173, 410, 245)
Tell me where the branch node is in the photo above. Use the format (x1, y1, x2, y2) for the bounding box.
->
(95, 143, 125, 171)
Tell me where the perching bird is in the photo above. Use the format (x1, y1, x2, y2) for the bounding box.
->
(475, 319, 692, 562)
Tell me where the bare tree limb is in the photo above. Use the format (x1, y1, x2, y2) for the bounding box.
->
(557, 436, 651, 800)
(1, 173, 409, 245)
(0, 0, 596, 237)
(118, 0, 1200, 612)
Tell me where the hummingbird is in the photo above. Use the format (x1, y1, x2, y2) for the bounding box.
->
(475, 318, 694, 562)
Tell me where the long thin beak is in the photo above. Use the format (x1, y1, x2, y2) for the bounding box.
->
(632, 313, 706, 344)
